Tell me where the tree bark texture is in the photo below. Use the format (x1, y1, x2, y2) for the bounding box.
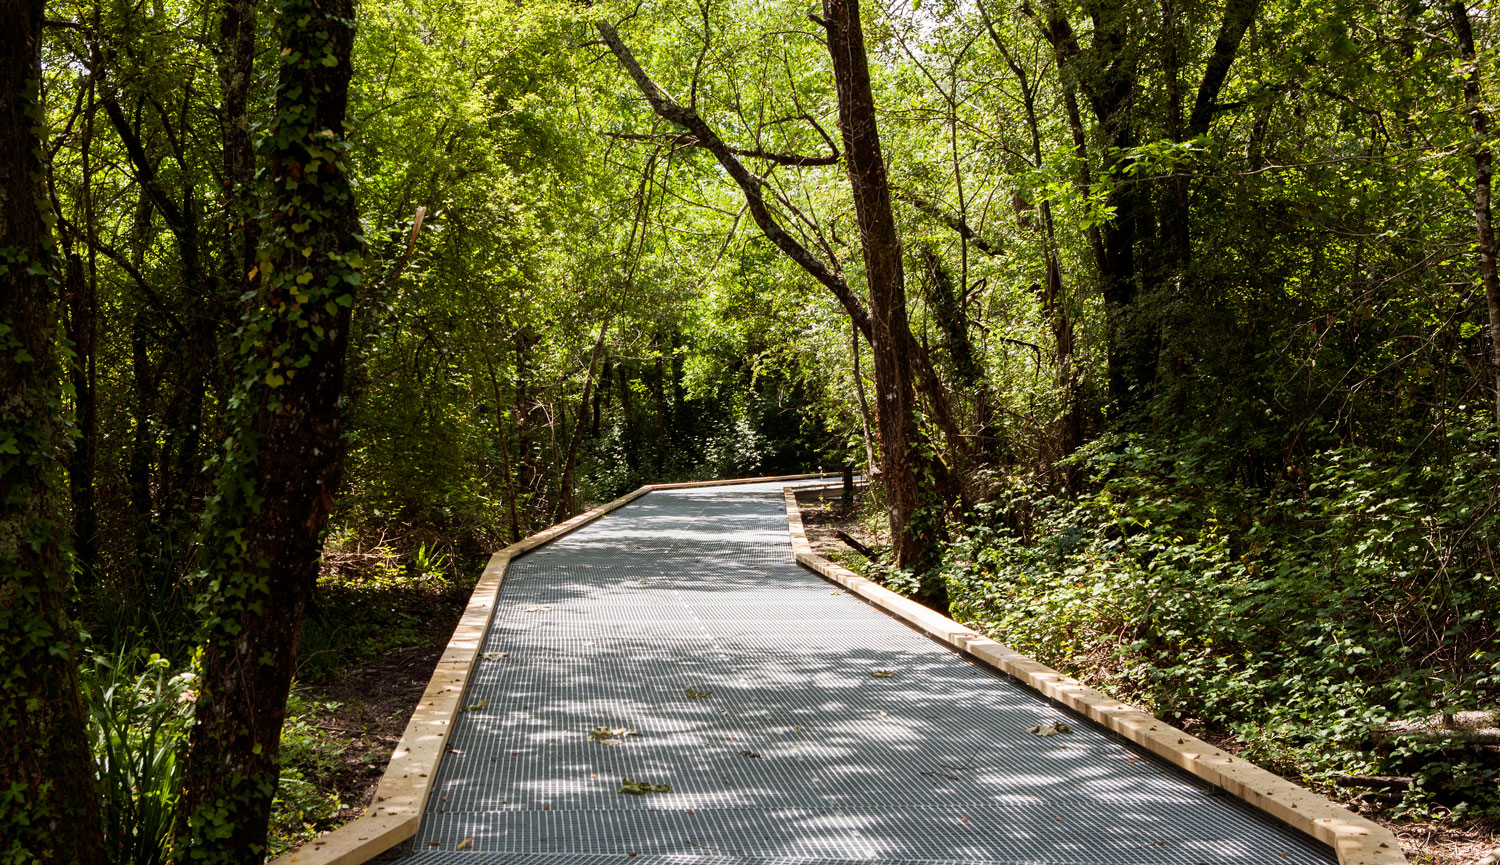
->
(1451, 0, 1500, 430)
(175, 0, 362, 859)
(821, 0, 944, 592)
(0, 0, 108, 859)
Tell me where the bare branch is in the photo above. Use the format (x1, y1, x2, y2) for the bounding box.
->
(596, 19, 870, 338)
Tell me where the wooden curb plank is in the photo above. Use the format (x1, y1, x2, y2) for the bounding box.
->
(782, 487, 1407, 865)
(271, 471, 838, 865)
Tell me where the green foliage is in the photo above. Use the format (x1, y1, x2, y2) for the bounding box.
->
(265, 691, 346, 858)
(80, 649, 355, 864)
(943, 427, 1500, 817)
(296, 528, 475, 683)
(83, 651, 192, 865)
(22, 0, 1500, 844)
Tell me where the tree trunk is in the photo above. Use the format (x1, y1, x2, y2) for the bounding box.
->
(0, 0, 108, 858)
(175, 0, 362, 858)
(63, 246, 99, 585)
(555, 320, 609, 520)
(217, 0, 260, 298)
(981, 7, 1082, 461)
(482, 354, 522, 542)
(1028, 0, 1146, 416)
(1452, 0, 1500, 431)
(851, 318, 879, 476)
(60, 75, 101, 583)
(821, 0, 944, 599)
(514, 326, 536, 527)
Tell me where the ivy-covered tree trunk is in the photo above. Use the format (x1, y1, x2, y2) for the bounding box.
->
(0, 0, 107, 860)
(822, 0, 944, 598)
(175, 0, 363, 859)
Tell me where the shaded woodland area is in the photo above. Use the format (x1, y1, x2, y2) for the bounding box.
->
(1, 0, 1498, 860)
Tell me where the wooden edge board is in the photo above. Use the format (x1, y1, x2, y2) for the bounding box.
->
(782, 488, 1407, 865)
(270, 471, 838, 864)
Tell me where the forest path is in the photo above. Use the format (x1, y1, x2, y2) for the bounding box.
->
(386, 480, 1333, 865)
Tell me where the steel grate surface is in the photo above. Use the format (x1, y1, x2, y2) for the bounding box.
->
(386, 481, 1335, 865)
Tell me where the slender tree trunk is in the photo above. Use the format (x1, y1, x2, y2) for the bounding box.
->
(218, 0, 260, 295)
(129, 315, 158, 578)
(1452, 0, 1500, 430)
(822, 0, 944, 599)
(514, 326, 537, 528)
(483, 355, 522, 542)
(555, 320, 609, 520)
(981, 7, 1082, 460)
(58, 75, 101, 583)
(852, 318, 879, 476)
(0, 0, 107, 859)
(593, 355, 606, 438)
(63, 247, 99, 585)
(176, 0, 362, 858)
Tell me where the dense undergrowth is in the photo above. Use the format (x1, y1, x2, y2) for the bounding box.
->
(937, 426, 1500, 820)
(79, 526, 481, 861)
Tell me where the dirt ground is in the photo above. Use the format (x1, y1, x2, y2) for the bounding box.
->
(305, 608, 465, 825)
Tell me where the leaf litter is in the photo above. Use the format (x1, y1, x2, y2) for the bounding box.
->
(619, 778, 672, 794)
(1026, 721, 1073, 737)
(589, 726, 638, 746)
(685, 687, 713, 699)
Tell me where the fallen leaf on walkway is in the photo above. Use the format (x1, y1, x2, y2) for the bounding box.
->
(871, 670, 895, 678)
(741, 750, 762, 759)
(456, 838, 473, 850)
(685, 687, 713, 699)
(1025, 722, 1073, 737)
(482, 651, 509, 660)
(830, 590, 843, 596)
(465, 699, 488, 712)
(522, 605, 552, 613)
(589, 726, 638, 742)
(619, 778, 672, 794)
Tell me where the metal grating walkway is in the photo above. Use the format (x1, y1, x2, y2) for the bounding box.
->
(386, 480, 1335, 865)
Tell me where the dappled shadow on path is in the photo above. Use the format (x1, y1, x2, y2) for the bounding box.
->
(392, 483, 1335, 865)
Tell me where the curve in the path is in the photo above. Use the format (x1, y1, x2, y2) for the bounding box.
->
(387, 480, 1334, 865)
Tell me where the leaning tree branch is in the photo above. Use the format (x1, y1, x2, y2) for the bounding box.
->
(901, 189, 1003, 256)
(101, 93, 187, 234)
(602, 129, 840, 166)
(595, 19, 871, 339)
(1188, 0, 1261, 137)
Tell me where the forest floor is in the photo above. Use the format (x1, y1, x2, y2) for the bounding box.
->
(272, 556, 478, 853)
(797, 495, 1500, 865)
